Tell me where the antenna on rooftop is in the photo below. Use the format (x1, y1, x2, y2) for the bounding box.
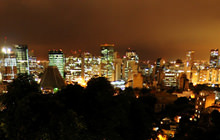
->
(4, 36, 7, 44)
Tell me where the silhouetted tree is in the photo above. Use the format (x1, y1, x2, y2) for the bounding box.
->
(83, 77, 121, 139)
(0, 74, 85, 140)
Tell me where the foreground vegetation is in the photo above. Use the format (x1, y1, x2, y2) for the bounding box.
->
(1, 75, 220, 140)
(0, 75, 156, 140)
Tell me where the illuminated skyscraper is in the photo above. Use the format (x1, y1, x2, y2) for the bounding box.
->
(48, 49, 64, 78)
(122, 48, 139, 81)
(163, 60, 184, 87)
(15, 45, 29, 74)
(83, 52, 101, 81)
(210, 49, 218, 68)
(154, 58, 165, 85)
(113, 52, 122, 81)
(65, 50, 101, 84)
(185, 50, 195, 82)
(65, 50, 84, 83)
(186, 50, 194, 68)
(125, 48, 139, 63)
(28, 50, 37, 75)
(1, 47, 17, 83)
(100, 44, 115, 81)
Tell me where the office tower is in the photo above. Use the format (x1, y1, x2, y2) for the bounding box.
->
(139, 61, 154, 87)
(185, 50, 195, 82)
(48, 49, 64, 78)
(210, 49, 218, 68)
(179, 73, 189, 91)
(163, 60, 184, 87)
(154, 58, 165, 86)
(83, 52, 101, 81)
(156, 58, 165, 69)
(100, 44, 114, 81)
(65, 50, 101, 84)
(1, 47, 17, 83)
(186, 50, 194, 69)
(113, 52, 122, 81)
(122, 48, 139, 82)
(28, 50, 37, 74)
(65, 50, 83, 83)
(15, 45, 29, 74)
(28, 50, 41, 82)
(126, 48, 139, 63)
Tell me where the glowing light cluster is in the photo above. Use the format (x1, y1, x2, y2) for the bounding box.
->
(157, 134, 167, 140)
(2, 47, 11, 54)
(76, 77, 87, 87)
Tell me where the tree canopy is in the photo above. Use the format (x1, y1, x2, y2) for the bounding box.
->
(0, 76, 157, 140)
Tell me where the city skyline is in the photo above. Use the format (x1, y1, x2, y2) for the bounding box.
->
(1, 0, 220, 61)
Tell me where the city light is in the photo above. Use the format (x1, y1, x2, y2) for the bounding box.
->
(76, 77, 87, 87)
(157, 134, 167, 140)
(2, 47, 11, 54)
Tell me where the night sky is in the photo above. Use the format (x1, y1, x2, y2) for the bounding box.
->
(1, 0, 220, 61)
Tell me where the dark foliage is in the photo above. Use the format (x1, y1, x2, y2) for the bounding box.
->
(0, 76, 157, 140)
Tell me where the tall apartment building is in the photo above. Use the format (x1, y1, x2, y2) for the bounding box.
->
(195, 91, 215, 119)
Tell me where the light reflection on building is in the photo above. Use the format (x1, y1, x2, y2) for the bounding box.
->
(65, 50, 101, 84)
(100, 44, 115, 81)
(1, 47, 17, 83)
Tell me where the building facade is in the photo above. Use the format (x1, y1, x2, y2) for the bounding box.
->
(1, 47, 17, 83)
(210, 49, 219, 68)
(100, 44, 115, 81)
(15, 45, 29, 74)
(48, 49, 65, 78)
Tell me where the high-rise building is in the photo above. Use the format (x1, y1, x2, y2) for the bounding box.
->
(100, 44, 115, 81)
(83, 52, 101, 81)
(154, 58, 165, 86)
(65, 50, 83, 83)
(65, 50, 101, 84)
(1, 47, 17, 83)
(125, 48, 139, 63)
(210, 49, 219, 68)
(28, 50, 41, 82)
(48, 49, 64, 78)
(186, 50, 194, 68)
(122, 48, 139, 82)
(113, 52, 122, 81)
(28, 50, 37, 74)
(15, 45, 29, 74)
(163, 60, 184, 87)
(139, 60, 154, 87)
(185, 50, 195, 82)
